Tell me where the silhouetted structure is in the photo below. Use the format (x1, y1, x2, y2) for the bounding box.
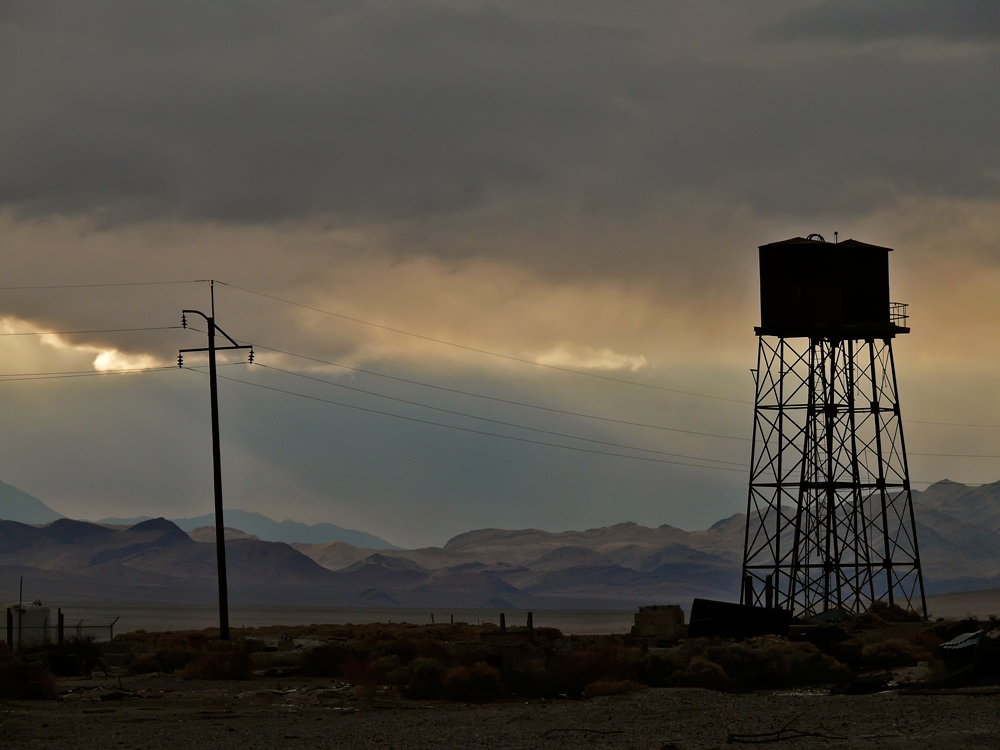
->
(742, 235, 926, 617)
(179, 281, 253, 640)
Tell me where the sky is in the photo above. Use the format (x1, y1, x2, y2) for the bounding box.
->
(1, 1, 999, 547)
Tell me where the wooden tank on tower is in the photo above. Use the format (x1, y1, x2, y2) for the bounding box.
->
(756, 235, 907, 338)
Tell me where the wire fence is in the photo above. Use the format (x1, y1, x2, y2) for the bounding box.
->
(5, 607, 120, 650)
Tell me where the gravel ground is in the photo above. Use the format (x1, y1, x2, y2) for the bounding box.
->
(4, 674, 1000, 749)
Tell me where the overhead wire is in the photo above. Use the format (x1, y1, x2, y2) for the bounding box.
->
(215, 281, 752, 404)
(0, 326, 183, 336)
(1, 281, 996, 482)
(181, 365, 749, 472)
(245, 343, 750, 442)
(0, 280, 209, 290)
(910, 419, 1000, 428)
(0, 366, 176, 381)
(251, 361, 747, 466)
(0, 362, 246, 382)
(178, 322, 1000, 466)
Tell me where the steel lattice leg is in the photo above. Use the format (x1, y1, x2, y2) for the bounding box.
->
(743, 336, 926, 616)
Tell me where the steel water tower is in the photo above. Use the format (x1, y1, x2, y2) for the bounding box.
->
(741, 235, 926, 617)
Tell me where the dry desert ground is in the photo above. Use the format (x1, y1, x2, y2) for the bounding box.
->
(5, 671, 1000, 750)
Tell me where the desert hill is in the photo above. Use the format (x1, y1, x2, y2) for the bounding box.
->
(5, 479, 1000, 610)
(0, 480, 63, 525)
(98, 509, 398, 549)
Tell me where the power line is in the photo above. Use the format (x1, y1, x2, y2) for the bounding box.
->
(184, 366, 750, 472)
(0, 326, 183, 336)
(249, 343, 751, 442)
(0, 366, 176, 381)
(910, 419, 1000, 429)
(0, 280, 209, 290)
(216, 281, 751, 404)
(253, 362, 747, 466)
(0, 362, 247, 382)
(909, 451, 1000, 458)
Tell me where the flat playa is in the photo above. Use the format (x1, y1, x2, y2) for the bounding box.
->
(5, 672, 1000, 750)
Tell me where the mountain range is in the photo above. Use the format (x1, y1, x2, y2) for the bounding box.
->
(0, 482, 397, 549)
(3, 479, 1000, 610)
(98, 510, 398, 549)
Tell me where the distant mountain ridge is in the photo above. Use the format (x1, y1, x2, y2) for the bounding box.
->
(6, 477, 1000, 610)
(0, 479, 397, 549)
(98, 509, 399, 549)
(0, 480, 64, 525)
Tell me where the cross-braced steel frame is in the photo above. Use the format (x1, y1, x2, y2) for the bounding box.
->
(741, 335, 926, 617)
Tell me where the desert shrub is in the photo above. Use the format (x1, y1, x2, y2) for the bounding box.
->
(396, 657, 447, 699)
(380, 635, 450, 666)
(443, 662, 506, 702)
(153, 647, 199, 674)
(0, 659, 57, 700)
(370, 655, 401, 684)
(635, 653, 677, 687)
(53, 636, 102, 658)
(128, 647, 200, 675)
(859, 639, 930, 670)
(638, 638, 850, 692)
(549, 642, 637, 698)
(705, 640, 799, 690)
(711, 639, 849, 691)
(910, 631, 942, 652)
(128, 654, 163, 675)
(498, 657, 564, 699)
(299, 643, 370, 678)
(668, 656, 730, 691)
(534, 627, 564, 640)
(850, 602, 923, 631)
(181, 648, 251, 680)
(583, 679, 642, 698)
(868, 602, 923, 623)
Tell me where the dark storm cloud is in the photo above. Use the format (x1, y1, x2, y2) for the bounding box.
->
(0, 1, 640, 223)
(1, 0, 999, 253)
(774, 1, 1000, 43)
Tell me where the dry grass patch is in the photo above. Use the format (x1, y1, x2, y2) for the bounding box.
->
(181, 648, 252, 680)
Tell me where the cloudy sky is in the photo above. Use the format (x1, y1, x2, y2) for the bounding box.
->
(1, 1, 999, 547)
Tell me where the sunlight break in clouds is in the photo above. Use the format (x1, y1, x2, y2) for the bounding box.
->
(535, 344, 648, 372)
(38, 333, 161, 371)
(92, 350, 160, 372)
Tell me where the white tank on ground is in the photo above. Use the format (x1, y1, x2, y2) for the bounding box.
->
(7, 600, 51, 648)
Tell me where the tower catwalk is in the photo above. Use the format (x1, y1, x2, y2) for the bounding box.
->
(741, 236, 926, 617)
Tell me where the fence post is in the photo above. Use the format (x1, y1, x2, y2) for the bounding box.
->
(527, 611, 534, 643)
(58, 609, 64, 650)
(5, 608, 11, 650)
(500, 612, 506, 634)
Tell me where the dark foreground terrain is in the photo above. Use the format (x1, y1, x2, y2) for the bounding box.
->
(5, 675, 1000, 749)
(6, 608, 1000, 749)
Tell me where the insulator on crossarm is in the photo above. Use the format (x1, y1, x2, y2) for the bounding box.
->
(178, 353, 183, 368)
(248, 348, 255, 364)
(181, 313, 187, 329)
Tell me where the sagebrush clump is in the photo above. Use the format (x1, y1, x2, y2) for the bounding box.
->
(181, 648, 251, 680)
(0, 646, 57, 700)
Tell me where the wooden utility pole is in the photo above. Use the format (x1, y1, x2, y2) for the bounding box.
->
(179, 281, 252, 640)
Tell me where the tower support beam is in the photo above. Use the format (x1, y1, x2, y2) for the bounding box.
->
(741, 335, 925, 617)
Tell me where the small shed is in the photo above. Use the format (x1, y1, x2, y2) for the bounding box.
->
(631, 605, 684, 638)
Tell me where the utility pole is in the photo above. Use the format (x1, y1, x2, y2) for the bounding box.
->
(179, 280, 252, 640)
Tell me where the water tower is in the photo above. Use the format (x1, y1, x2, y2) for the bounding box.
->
(741, 235, 926, 617)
